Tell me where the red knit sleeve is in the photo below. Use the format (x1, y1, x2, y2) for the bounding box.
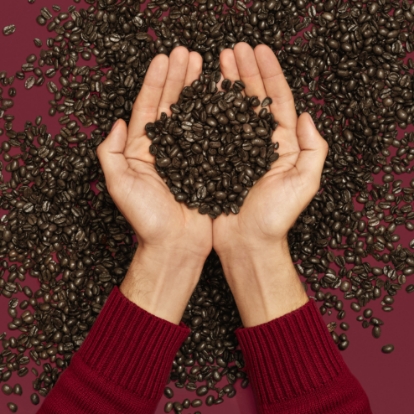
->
(235, 299, 373, 414)
(37, 286, 190, 414)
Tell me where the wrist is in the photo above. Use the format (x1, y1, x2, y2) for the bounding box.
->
(216, 239, 309, 327)
(120, 245, 207, 324)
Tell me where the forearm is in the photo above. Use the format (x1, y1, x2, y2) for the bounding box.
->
(217, 238, 309, 327)
(38, 249, 202, 414)
(120, 245, 205, 324)
(217, 240, 372, 414)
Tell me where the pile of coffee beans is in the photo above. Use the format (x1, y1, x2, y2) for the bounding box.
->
(1, 0, 414, 412)
(146, 76, 278, 218)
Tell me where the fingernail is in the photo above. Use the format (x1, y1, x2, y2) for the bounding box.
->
(111, 119, 119, 132)
(308, 113, 315, 127)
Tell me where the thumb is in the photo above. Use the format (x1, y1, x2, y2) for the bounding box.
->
(96, 119, 129, 190)
(295, 112, 328, 193)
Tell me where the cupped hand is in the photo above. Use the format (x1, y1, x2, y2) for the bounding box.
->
(96, 47, 212, 323)
(97, 47, 212, 261)
(213, 43, 328, 257)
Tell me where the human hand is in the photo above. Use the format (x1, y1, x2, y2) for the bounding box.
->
(97, 47, 212, 323)
(213, 43, 328, 326)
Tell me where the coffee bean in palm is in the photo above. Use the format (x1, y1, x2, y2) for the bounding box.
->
(146, 76, 278, 218)
(381, 345, 394, 354)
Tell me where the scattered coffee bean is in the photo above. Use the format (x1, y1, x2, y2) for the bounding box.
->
(164, 387, 173, 399)
(351, 303, 361, 312)
(30, 394, 39, 405)
(3, 25, 16, 36)
(2, 384, 12, 395)
(13, 384, 22, 395)
(340, 323, 349, 331)
(372, 326, 381, 339)
(164, 402, 173, 413)
(7, 402, 18, 413)
(0, 1, 414, 409)
(381, 344, 394, 354)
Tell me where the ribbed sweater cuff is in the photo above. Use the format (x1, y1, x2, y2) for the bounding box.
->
(77, 286, 190, 400)
(235, 299, 347, 406)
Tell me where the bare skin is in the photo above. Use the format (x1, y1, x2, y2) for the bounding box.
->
(97, 47, 212, 324)
(213, 43, 328, 327)
(97, 43, 328, 328)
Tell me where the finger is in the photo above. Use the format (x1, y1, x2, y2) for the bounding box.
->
(127, 54, 169, 144)
(254, 44, 297, 130)
(294, 112, 328, 195)
(219, 48, 240, 83)
(158, 47, 190, 117)
(184, 51, 203, 86)
(233, 42, 267, 102)
(96, 119, 129, 192)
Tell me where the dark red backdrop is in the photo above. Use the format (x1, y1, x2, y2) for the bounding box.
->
(1, 1, 413, 413)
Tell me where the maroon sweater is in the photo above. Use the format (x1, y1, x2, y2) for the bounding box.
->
(38, 287, 372, 413)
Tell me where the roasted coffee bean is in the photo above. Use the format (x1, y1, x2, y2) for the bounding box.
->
(372, 326, 381, 339)
(188, 397, 200, 408)
(25, 76, 36, 90)
(351, 303, 361, 312)
(13, 384, 22, 395)
(147, 76, 279, 217)
(7, 402, 18, 413)
(363, 309, 373, 319)
(340, 323, 349, 331)
(1, 0, 414, 406)
(196, 386, 208, 396)
(381, 344, 394, 354)
(3, 25, 16, 36)
(371, 318, 384, 326)
(407, 285, 414, 293)
(2, 384, 12, 395)
(206, 395, 215, 406)
(164, 402, 173, 413)
(31, 393, 40, 405)
(383, 296, 394, 305)
(164, 387, 173, 399)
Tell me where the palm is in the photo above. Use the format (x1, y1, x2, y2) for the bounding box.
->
(213, 43, 327, 251)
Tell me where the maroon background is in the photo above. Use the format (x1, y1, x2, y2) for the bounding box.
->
(1, 1, 413, 413)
